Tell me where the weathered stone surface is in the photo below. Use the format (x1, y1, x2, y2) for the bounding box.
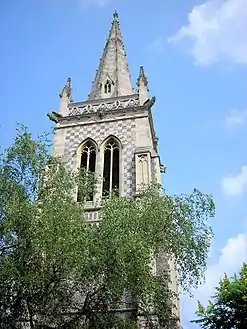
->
(50, 10, 181, 328)
(88, 12, 133, 100)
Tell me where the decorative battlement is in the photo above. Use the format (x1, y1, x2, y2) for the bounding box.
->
(68, 94, 139, 116)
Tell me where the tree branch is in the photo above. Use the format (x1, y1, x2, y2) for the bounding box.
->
(0, 244, 16, 253)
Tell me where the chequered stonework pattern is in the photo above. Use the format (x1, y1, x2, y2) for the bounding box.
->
(63, 118, 136, 196)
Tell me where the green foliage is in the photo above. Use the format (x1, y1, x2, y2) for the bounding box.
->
(0, 126, 215, 328)
(192, 263, 247, 328)
(77, 167, 97, 203)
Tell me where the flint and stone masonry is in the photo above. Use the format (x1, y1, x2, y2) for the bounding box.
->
(48, 11, 181, 327)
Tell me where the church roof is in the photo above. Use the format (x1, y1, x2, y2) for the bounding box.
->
(88, 11, 133, 100)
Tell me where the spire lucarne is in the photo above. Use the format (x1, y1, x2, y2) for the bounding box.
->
(88, 11, 133, 100)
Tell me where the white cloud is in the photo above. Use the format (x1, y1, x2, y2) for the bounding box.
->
(182, 231, 247, 326)
(225, 109, 247, 129)
(222, 166, 247, 196)
(168, 0, 247, 66)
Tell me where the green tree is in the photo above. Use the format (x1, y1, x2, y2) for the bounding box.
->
(0, 126, 215, 328)
(192, 263, 247, 329)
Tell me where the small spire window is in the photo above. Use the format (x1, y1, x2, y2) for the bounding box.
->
(104, 80, 112, 94)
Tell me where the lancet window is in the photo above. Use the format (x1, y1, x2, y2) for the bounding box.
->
(80, 140, 96, 173)
(104, 80, 112, 94)
(102, 138, 120, 196)
(77, 140, 96, 202)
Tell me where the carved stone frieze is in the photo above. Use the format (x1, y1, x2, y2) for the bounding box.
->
(69, 107, 81, 116)
(68, 96, 139, 116)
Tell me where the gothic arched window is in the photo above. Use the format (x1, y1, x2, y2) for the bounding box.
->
(77, 140, 96, 202)
(80, 140, 96, 173)
(103, 138, 120, 196)
(104, 80, 111, 94)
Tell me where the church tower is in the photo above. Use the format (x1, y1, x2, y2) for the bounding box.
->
(49, 11, 180, 326)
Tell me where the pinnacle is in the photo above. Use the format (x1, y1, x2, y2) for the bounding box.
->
(59, 77, 72, 99)
(137, 66, 148, 86)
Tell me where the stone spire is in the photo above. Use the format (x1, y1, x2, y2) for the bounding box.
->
(88, 11, 133, 100)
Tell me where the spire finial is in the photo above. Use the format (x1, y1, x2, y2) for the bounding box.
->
(113, 9, 118, 19)
(137, 66, 148, 86)
(140, 66, 145, 77)
(59, 77, 72, 99)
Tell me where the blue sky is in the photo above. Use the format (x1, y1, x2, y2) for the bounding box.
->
(1, 0, 247, 327)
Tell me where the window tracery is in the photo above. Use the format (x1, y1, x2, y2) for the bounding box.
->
(80, 141, 96, 173)
(77, 140, 96, 202)
(104, 80, 112, 94)
(102, 138, 119, 196)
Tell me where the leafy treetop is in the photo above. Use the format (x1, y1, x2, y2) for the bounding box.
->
(193, 263, 247, 329)
(0, 125, 215, 329)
